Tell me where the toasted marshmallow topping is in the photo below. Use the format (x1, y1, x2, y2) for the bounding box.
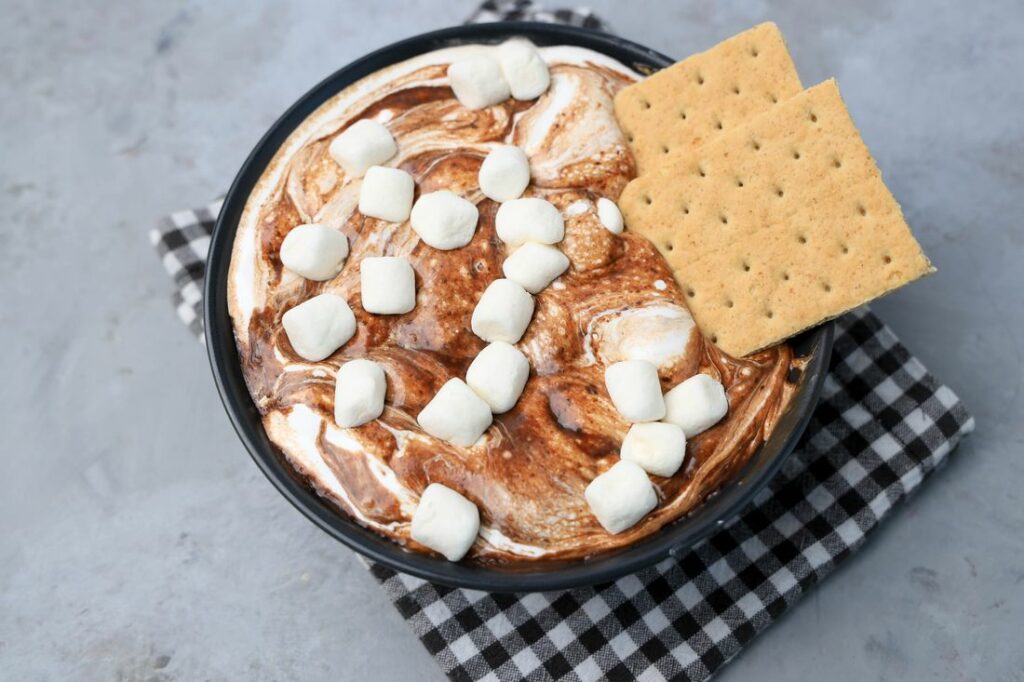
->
(280, 224, 349, 281)
(358, 166, 414, 223)
(334, 359, 387, 428)
(360, 256, 416, 314)
(495, 198, 565, 246)
(597, 197, 624, 234)
(466, 341, 531, 414)
(663, 374, 729, 438)
(498, 39, 551, 100)
(621, 422, 686, 477)
(604, 360, 667, 423)
(411, 483, 480, 561)
(472, 278, 535, 344)
(479, 145, 531, 202)
(410, 190, 479, 250)
(585, 461, 658, 534)
(418, 378, 493, 447)
(281, 294, 356, 362)
(329, 119, 397, 177)
(587, 305, 696, 368)
(502, 242, 569, 294)
(448, 56, 511, 109)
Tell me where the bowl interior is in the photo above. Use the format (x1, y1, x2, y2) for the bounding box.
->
(205, 21, 834, 592)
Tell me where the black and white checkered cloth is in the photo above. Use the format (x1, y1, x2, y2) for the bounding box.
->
(466, 0, 608, 31)
(367, 308, 972, 680)
(150, 198, 223, 341)
(150, 4, 974, 680)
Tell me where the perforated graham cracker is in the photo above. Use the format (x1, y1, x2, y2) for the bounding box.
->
(614, 22, 802, 175)
(619, 79, 934, 357)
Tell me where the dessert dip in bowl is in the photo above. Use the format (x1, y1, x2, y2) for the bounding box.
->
(207, 22, 832, 591)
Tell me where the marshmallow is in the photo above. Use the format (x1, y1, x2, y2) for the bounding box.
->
(334, 359, 387, 428)
(604, 360, 666, 423)
(495, 198, 564, 245)
(281, 293, 356, 362)
(596, 197, 624, 235)
(620, 422, 686, 477)
(360, 256, 416, 314)
(358, 166, 414, 223)
(479, 145, 530, 202)
(585, 460, 658, 534)
(448, 56, 510, 110)
(329, 119, 397, 177)
(279, 224, 349, 281)
(663, 373, 729, 438)
(497, 40, 551, 100)
(417, 378, 493, 447)
(502, 242, 569, 294)
(410, 483, 480, 561)
(410, 191, 479, 250)
(471, 278, 535, 344)
(565, 199, 591, 217)
(466, 341, 530, 413)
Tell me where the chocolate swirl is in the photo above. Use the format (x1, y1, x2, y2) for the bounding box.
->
(228, 46, 799, 561)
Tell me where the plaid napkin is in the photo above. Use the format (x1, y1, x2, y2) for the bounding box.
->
(150, 3, 975, 680)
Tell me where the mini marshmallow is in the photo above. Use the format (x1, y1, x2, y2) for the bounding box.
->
(466, 341, 530, 413)
(604, 359, 666, 423)
(497, 40, 551, 100)
(596, 197, 624, 235)
(417, 378, 493, 447)
(360, 256, 416, 314)
(585, 460, 658, 534)
(358, 166, 414, 223)
(501, 242, 569, 293)
(410, 483, 480, 561)
(620, 422, 687, 477)
(565, 199, 591, 217)
(281, 293, 356, 362)
(448, 56, 510, 110)
(471, 278, 535, 344)
(279, 224, 349, 281)
(495, 198, 564, 245)
(663, 373, 729, 438)
(479, 145, 530, 202)
(410, 191, 479, 250)
(334, 359, 387, 428)
(329, 119, 397, 177)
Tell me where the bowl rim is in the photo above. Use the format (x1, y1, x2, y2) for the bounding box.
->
(205, 20, 835, 593)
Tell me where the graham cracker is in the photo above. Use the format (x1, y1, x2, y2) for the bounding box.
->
(614, 22, 802, 175)
(618, 79, 934, 357)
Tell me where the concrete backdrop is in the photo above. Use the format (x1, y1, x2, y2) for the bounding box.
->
(1, 0, 1022, 679)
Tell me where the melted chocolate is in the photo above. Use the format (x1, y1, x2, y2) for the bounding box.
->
(230, 48, 800, 561)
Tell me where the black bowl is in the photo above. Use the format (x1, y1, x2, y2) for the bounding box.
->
(205, 21, 834, 592)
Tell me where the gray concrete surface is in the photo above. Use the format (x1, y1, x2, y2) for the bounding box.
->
(1, 0, 1021, 680)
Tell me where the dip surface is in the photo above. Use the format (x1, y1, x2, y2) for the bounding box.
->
(228, 44, 799, 561)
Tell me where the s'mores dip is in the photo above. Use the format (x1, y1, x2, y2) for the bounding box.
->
(228, 39, 807, 563)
